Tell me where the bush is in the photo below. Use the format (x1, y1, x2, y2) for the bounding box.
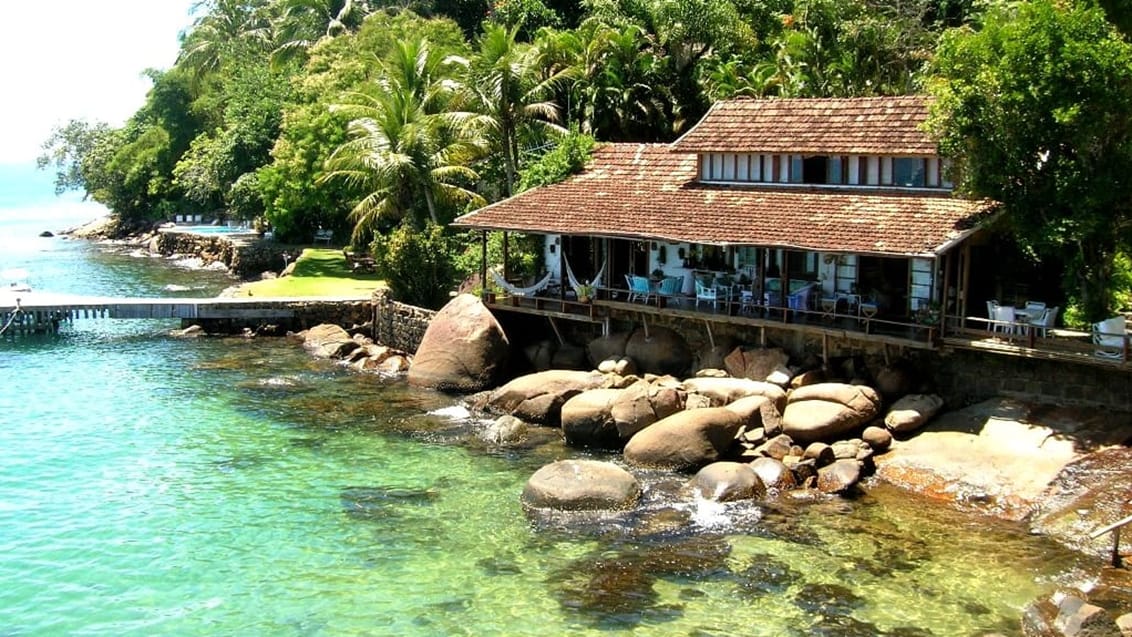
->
(370, 222, 460, 308)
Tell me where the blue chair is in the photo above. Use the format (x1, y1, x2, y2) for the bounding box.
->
(626, 274, 652, 304)
(657, 276, 683, 306)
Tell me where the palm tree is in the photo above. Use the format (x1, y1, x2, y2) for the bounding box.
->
(466, 24, 566, 198)
(177, 0, 271, 83)
(269, 0, 375, 66)
(321, 39, 484, 239)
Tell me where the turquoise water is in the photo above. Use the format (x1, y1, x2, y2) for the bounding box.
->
(0, 168, 1094, 635)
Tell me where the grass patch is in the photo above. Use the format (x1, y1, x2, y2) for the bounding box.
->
(228, 248, 386, 298)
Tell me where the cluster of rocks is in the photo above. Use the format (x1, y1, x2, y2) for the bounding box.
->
(469, 364, 943, 513)
(299, 323, 412, 373)
(1023, 590, 1132, 637)
(402, 295, 950, 512)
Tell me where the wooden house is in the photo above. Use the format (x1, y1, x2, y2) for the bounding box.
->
(454, 96, 1000, 349)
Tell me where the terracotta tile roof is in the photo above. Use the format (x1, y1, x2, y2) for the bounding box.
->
(454, 144, 996, 257)
(670, 96, 937, 155)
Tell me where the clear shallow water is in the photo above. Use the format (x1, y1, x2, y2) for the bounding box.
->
(0, 176, 1095, 635)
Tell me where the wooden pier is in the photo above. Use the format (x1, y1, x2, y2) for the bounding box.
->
(0, 291, 367, 336)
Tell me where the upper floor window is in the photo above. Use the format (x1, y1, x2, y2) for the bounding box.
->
(893, 158, 926, 187)
(699, 153, 948, 189)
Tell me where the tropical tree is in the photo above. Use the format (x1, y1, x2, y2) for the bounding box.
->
(929, 0, 1132, 321)
(177, 0, 271, 84)
(466, 24, 565, 197)
(270, 0, 375, 65)
(322, 38, 484, 239)
(37, 119, 113, 196)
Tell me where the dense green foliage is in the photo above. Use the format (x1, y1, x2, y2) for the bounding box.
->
(929, 0, 1132, 322)
(35, 0, 1132, 311)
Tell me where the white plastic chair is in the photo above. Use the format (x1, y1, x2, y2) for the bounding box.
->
(1093, 316, 1127, 359)
(993, 305, 1018, 337)
(986, 299, 999, 332)
(1030, 306, 1059, 337)
(1025, 301, 1047, 312)
(694, 278, 717, 310)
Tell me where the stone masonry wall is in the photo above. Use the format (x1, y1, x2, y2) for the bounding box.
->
(603, 309, 1132, 411)
(372, 288, 436, 353)
(152, 231, 294, 279)
(914, 348, 1132, 411)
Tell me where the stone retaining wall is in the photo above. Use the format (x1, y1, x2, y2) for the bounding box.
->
(151, 231, 293, 279)
(373, 288, 435, 353)
(192, 300, 374, 336)
(917, 348, 1132, 411)
(596, 310, 1132, 411)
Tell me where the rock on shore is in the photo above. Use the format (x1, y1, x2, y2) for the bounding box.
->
(408, 294, 510, 392)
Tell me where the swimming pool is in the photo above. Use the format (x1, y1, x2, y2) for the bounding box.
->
(165, 224, 257, 236)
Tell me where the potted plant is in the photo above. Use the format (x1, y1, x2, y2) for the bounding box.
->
(577, 284, 594, 303)
(651, 268, 664, 280)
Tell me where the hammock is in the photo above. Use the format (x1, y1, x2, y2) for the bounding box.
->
(563, 256, 608, 297)
(489, 269, 553, 297)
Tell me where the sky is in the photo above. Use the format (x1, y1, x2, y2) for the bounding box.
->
(0, 1, 197, 165)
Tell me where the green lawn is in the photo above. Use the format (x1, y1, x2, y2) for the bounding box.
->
(229, 248, 386, 298)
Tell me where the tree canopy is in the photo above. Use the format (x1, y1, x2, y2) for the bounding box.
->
(929, 0, 1132, 321)
(38, 0, 1132, 312)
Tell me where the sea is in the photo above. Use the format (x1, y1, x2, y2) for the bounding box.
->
(0, 162, 1093, 636)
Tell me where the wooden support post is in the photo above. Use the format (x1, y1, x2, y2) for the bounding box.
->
(502, 232, 510, 282)
(479, 231, 488, 302)
(959, 242, 972, 329)
(822, 334, 829, 368)
(759, 326, 766, 348)
(941, 250, 953, 335)
(642, 314, 650, 340)
(559, 237, 567, 300)
(547, 317, 564, 345)
(703, 319, 715, 349)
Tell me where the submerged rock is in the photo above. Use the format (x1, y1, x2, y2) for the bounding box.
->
(302, 323, 359, 359)
(687, 462, 766, 502)
(521, 459, 641, 511)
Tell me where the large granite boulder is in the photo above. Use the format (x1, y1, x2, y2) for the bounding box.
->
(688, 462, 766, 502)
(723, 346, 794, 386)
(521, 460, 641, 511)
(561, 381, 687, 449)
(873, 361, 918, 399)
(408, 294, 509, 392)
(682, 377, 788, 413)
(487, 370, 606, 425)
(885, 394, 944, 434)
(781, 383, 883, 444)
(624, 407, 744, 471)
(724, 395, 784, 435)
(611, 380, 686, 440)
(625, 326, 693, 376)
(586, 332, 632, 367)
(561, 388, 623, 449)
(303, 324, 360, 359)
